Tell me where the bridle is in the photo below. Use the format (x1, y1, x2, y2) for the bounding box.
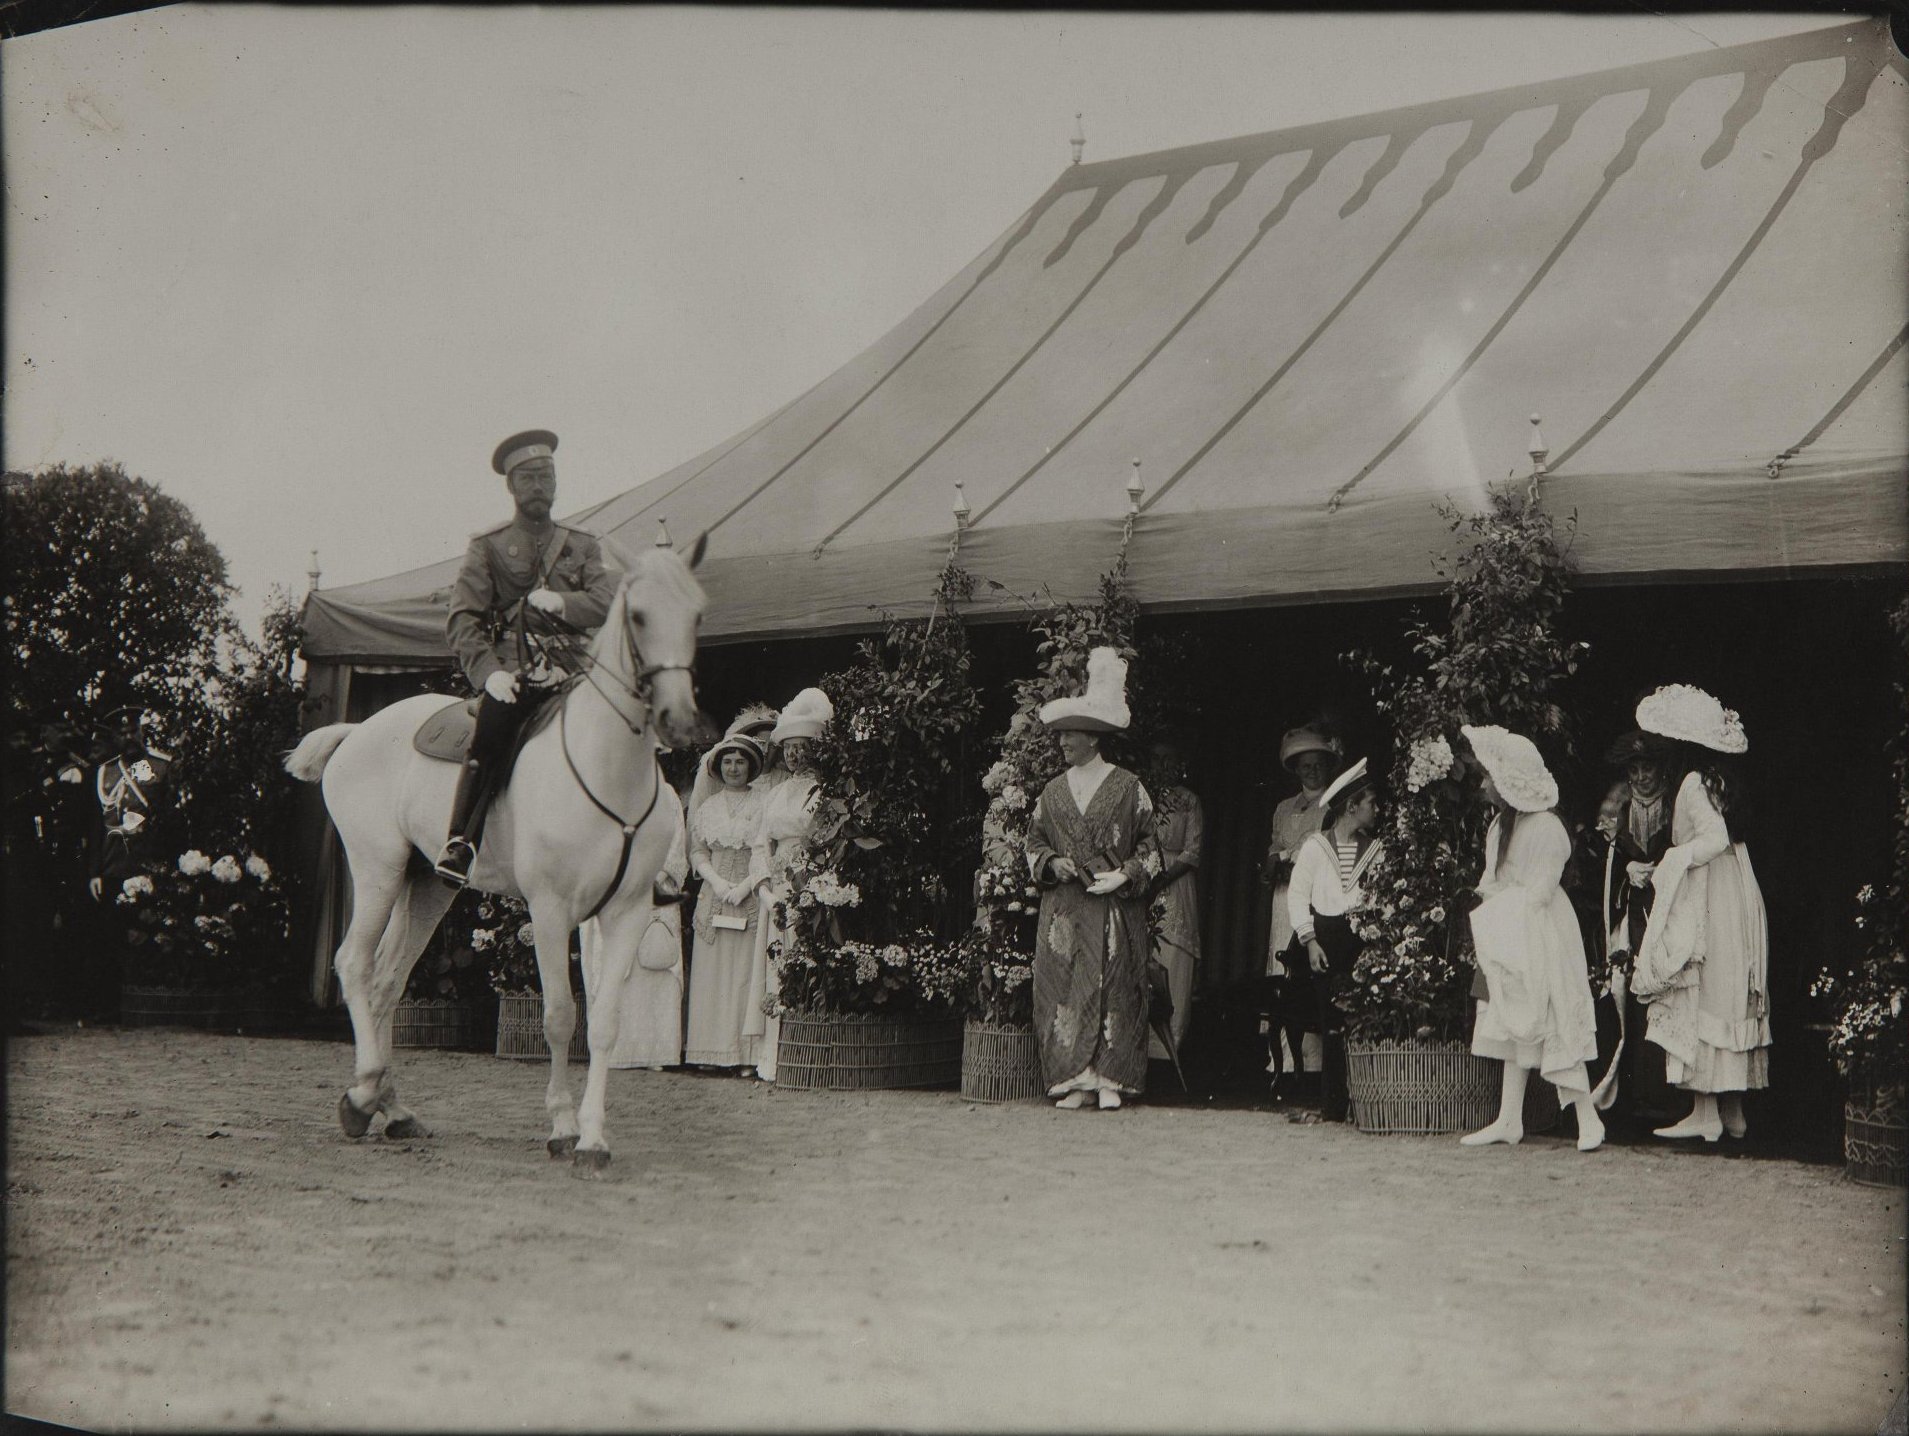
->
(522, 579, 701, 921)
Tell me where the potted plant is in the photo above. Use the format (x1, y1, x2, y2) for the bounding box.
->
(116, 847, 292, 1029)
(768, 563, 981, 1089)
(479, 893, 589, 1061)
(1342, 485, 1584, 1134)
(956, 923, 1041, 1102)
(1813, 596, 1907, 1187)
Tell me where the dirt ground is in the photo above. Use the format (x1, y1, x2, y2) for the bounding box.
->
(5, 1027, 1904, 1433)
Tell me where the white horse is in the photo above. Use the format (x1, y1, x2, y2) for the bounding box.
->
(283, 540, 712, 1176)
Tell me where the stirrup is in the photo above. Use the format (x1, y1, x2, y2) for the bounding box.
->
(433, 838, 475, 888)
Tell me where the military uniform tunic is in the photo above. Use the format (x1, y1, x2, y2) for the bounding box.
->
(446, 520, 617, 689)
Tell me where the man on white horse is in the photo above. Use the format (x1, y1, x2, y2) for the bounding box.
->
(435, 428, 617, 887)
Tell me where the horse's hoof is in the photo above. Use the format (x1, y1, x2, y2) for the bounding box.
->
(547, 1134, 579, 1160)
(382, 1115, 432, 1140)
(338, 1092, 374, 1139)
(570, 1147, 611, 1179)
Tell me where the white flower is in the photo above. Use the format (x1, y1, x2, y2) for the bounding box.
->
(179, 850, 212, 876)
(210, 856, 243, 884)
(471, 928, 495, 951)
(129, 760, 157, 784)
(116, 875, 153, 905)
(1405, 734, 1456, 793)
(854, 949, 880, 984)
(518, 922, 536, 948)
(244, 854, 272, 881)
(1001, 784, 1028, 812)
(807, 872, 861, 909)
(982, 761, 1011, 795)
(58, 766, 83, 785)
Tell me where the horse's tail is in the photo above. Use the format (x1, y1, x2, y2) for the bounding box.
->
(283, 724, 357, 783)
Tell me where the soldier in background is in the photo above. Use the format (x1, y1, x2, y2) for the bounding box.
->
(434, 429, 617, 887)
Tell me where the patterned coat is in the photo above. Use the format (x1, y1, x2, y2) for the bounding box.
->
(1025, 765, 1161, 1093)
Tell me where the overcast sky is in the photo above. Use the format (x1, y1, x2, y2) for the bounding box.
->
(4, 5, 1847, 631)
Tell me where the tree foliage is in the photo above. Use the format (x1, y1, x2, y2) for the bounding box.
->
(4, 463, 234, 744)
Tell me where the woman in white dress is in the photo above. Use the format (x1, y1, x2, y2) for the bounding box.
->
(1458, 724, 1604, 1152)
(1628, 684, 1770, 1142)
(750, 688, 834, 1084)
(607, 808, 688, 1070)
(683, 733, 768, 1070)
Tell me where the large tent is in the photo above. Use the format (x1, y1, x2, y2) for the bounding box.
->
(302, 17, 1906, 667)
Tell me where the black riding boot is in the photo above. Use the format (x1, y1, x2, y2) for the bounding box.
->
(433, 690, 517, 887)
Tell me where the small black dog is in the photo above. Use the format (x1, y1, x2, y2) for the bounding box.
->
(1189, 973, 1322, 1098)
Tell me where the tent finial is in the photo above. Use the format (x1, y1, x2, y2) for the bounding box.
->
(1070, 113, 1085, 166)
(1527, 414, 1549, 477)
(306, 549, 322, 593)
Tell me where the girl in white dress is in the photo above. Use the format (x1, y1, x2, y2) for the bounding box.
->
(1458, 724, 1604, 1152)
(683, 734, 768, 1069)
(1628, 684, 1770, 1142)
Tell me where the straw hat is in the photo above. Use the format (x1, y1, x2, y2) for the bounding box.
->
(1279, 725, 1342, 771)
(1460, 724, 1558, 813)
(1603, 728, 1675, 767)
(770, 688, 834, 742)
(1635, 684, 1748, 754)
(701, 733, 765, 783)
(1039, 647, 1131, 732)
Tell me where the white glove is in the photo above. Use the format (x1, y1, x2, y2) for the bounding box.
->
(526, 588, 565, 615)
(1084, 870, 1127, 897)
(484, 670, 520, 703)
(1625, 860, 1655, 887)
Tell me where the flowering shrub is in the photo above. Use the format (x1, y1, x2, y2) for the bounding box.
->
(460, 892, 580, 997)
(115, 847, 292, 989)
(1813, 595, 1908, 1098)
(771, 928, 965, 1018)
(1343, 485, 1585, 1042)
(773, 562, 983, 1016)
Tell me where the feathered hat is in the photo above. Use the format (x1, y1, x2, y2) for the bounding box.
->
(770, 688, 834, 742)
(1635, 684, 1748, 754)
(1461, 724, 1558, 813)
(728, 702, 780, 742)
(1039, 647, 1131, 732)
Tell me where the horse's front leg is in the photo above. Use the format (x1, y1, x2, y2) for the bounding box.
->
(571, 905, 643, 1178)
(527, 902, 582, 1158)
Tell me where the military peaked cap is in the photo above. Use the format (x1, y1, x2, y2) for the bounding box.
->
(492, 429, 559, 476)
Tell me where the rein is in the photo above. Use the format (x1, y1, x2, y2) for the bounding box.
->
(526, 588, 695, 922)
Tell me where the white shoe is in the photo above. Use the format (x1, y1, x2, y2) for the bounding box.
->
(1459, 1121, 1523, 1147)
(1577, 1111, 1606, 1153)
(1653, 1115, 1721, 1142)
(1097, 1090, 1122, 1111)
(1054, 1091, 1090, 1110)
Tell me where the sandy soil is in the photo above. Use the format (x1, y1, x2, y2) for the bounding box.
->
(5, 1026, 1904, 1433)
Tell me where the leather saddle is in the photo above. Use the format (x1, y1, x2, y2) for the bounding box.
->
(411, 681, 572, 772)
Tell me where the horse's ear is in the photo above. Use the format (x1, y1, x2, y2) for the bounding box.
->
(688, 531, 709, 570)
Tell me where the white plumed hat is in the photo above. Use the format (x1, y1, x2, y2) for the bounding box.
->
(770, 688, 834, 742)
(1039, 647, 1131, 733)
(1461, 724, 1558, 814)
(1635, 684, 1748, 754)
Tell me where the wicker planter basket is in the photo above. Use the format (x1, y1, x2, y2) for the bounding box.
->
(120, 985, 246, 1031)
(775, 1012, 963, 1091)
(1344, 1038, 1560, 1136)
(960, 1020, 1043, 1103)
(1845, 1084, 1907, 1188)
(391, 997, 492, 1051)
(494, 992, 590, 1060)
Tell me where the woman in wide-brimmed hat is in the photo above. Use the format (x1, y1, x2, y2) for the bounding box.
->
(1628, 685, 1770, 1142)
(748, 688, 835, 1083)
(683, 731, 769, 1070)
(1458, 725, 1604, 1152)
(1025, 648, 1162, 1110)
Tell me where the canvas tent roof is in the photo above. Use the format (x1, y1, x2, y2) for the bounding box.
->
(303, 19, 1907, 662)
